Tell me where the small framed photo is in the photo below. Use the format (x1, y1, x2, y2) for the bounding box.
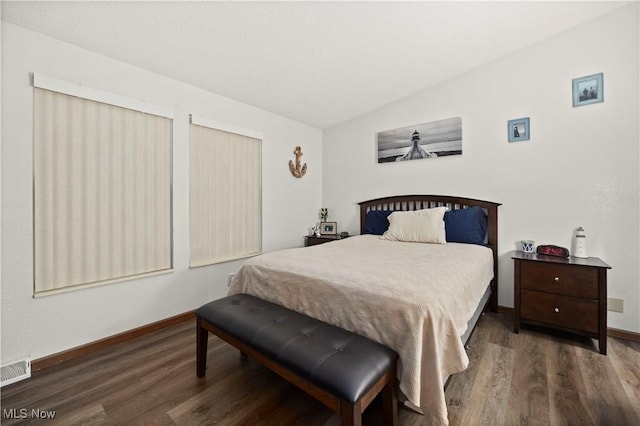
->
(320, 222, 337, 235)
(508, 117, 530, 142)
(572, 72, 603, 107)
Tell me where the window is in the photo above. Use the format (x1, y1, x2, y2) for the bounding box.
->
(33, 75, 173, 295)
(189, 115, 261, 267)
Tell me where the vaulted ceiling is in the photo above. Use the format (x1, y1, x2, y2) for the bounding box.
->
(1, 1, 627, 128)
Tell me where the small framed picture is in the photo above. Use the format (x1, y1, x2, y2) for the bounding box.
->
(320, 222, 337, 235)
(507, 117, 530, 142)
(572, 72, 603, 107)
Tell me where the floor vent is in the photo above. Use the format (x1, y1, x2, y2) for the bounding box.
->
(1, 358, 31, 387)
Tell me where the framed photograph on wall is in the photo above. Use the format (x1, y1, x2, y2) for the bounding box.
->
(507, 117, 530, 142)
(320, 222, 337, 235)
(572, 72, 603, 107)
(376, 117, 462, 163)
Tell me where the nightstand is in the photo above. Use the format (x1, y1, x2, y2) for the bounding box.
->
(512, 251, 611, 354)
(304, 235, 341, 246)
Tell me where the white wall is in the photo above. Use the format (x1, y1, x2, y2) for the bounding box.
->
(323, 5, 639, 332)
(1, 22, 322, 364)
(0, 11, 3, 358)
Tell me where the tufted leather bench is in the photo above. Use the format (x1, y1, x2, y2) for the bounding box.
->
(196, 294, 398, 426)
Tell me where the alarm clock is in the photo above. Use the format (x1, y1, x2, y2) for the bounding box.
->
(536, 244, 570, 258)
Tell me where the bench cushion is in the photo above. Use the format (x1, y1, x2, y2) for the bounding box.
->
(196, 294, 398, 404)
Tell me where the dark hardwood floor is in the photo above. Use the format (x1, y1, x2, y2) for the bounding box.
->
(2, 313, 639, 425)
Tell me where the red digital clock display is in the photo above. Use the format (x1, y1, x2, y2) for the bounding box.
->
(536, 245, 570, 258)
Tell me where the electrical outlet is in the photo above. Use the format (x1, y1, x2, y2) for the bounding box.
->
(227, 273, 236, 286)
(607, 297, 624, 313)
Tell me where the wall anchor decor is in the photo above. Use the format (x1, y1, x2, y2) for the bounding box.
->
(288, 146, 307, 178)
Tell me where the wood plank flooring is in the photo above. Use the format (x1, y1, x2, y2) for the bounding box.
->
(2, 313, 638, 425)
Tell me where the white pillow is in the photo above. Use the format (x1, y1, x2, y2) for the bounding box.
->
(381, 207, 448, 244)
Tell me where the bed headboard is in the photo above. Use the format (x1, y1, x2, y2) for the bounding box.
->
(358, 194, 501, 312)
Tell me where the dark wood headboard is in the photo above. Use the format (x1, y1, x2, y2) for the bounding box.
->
(358, 194, 501, 312)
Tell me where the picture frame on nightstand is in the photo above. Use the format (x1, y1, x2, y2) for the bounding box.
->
(320, 222, 337, 235)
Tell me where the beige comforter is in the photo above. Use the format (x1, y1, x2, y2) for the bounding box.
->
(228, 234, 494, 425)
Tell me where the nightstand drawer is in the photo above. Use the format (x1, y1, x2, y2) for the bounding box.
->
(520, 262, 598, 299)
(521, 289, 598, 333)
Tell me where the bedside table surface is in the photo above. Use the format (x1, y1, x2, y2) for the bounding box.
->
(510, 251, 611, 269)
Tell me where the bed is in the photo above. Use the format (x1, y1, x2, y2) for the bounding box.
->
(228, 194, 500, 425)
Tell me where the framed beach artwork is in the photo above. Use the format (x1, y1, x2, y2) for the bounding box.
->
(376, 117, 462, 163)
(507, 117, 530, 142)
(572, 72, 603, 107)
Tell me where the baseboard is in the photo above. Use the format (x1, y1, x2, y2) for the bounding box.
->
(497, 306, 514, 316)
(497, 305, 640, 344)
(32, 311, 195, 373)
(30, 306, 640, 374)
(608, 327, 640, 343)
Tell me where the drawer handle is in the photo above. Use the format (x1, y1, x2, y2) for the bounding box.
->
(554, 307, 560, 313)
(554, 277, 560, 282)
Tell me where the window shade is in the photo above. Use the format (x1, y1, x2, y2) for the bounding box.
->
(33, 87, 173, 295)
(189, 122, 262, 267)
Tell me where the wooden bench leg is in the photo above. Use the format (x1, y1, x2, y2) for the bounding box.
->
(382, 374, 398, 425)
(340, 400, 361, 426)
(196, 317, 208, 377)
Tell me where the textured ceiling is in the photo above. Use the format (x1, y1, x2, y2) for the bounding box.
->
(1, 1, 628, 129)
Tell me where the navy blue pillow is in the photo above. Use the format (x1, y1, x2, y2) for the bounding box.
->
(444, 206, 487, 245)
(363, 210, 394, 235)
